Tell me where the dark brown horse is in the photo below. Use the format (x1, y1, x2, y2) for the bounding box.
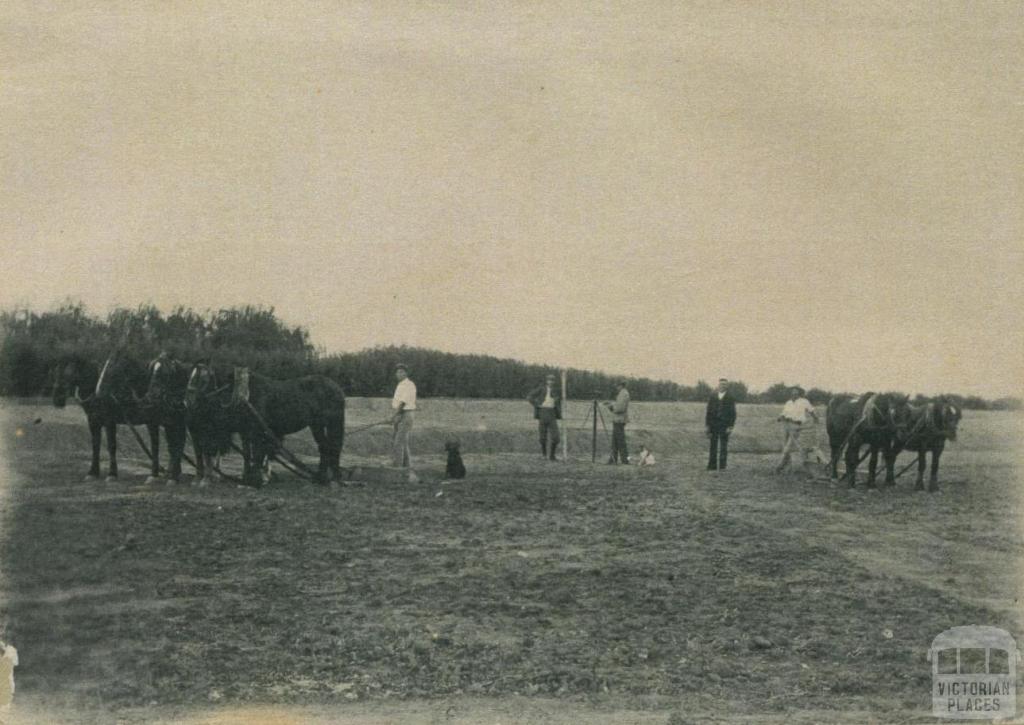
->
(183, 362, 251, 486)
(51, 352, 160, 482)
(826, 392, 910, 488)
(141, 354, 193, 484)
(185, 363, 346, 486)
(892, 400, 962, 491)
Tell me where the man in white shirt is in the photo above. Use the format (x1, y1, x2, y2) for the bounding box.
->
(775, 386, 817, 473)
(391, 364, 417, 468)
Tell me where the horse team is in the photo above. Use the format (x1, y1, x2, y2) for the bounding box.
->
(826, 392, 962, 491)
(52, 351, 962, 492)
(51, 351, 346, 488)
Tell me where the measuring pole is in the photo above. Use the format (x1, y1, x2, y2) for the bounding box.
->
(592, 399, 598, 462)
(560, 370, 569, 461)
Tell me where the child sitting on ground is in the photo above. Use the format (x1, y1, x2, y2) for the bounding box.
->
(636, 445, 656, 467)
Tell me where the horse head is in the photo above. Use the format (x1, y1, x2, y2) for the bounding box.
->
(937, 401, 963, 441)
(145, 353, 184, 405)
(51, 359, 74, 408)
(185, 362, 217, 409)
(94, 351, 117, 399)
(51, 355, 96, 408)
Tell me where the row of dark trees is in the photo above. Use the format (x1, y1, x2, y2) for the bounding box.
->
(0, 303, 315, 397)
(1, 303, 1019, 410)
(318, 347, 700, 401)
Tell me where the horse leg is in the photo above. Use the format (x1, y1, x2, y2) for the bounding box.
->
(200, 450, 217, 487)
(829, 441, 841, 481)
(199, 430, 224, 488)
(239, 435, 250, 485)
(189, 427, 206, 483)
(167, 423, 184, 484)
(311, 423, 329, 485)
(844, 442, 858, 488)
(260, 445, 273, 486)
(87, 418, 102, 481)
(866, 445, 878, 489)
(332, 402, 345, 483)
(194, 449, 205, 484)
(257, 441, 273, 487)
(929, 444, 943, 492)
(105, 421, 118, 481)
(242, 435, 260, 487)
(146, 423, 161, 484)
(882, 441, 896, 486)
(915, 451, 926, 491)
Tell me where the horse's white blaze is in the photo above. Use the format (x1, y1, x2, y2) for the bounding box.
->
(186, 366, 201, 393)
(95, 358, 111, 396)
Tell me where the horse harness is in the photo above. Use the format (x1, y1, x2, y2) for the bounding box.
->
(897, 402, 955, 447)
(836, 394, 891, 456)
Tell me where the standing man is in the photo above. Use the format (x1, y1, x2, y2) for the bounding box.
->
(775, 386, 818, 474)
(391, 363, 417, 469)
(705, 377, 737, 471)
(605, 380, 631, 464)
(527, 373, 562, 460)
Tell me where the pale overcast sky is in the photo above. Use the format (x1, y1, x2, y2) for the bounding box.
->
(2, 2, 1021, 397)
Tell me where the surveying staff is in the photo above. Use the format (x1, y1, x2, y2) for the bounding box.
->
(605, 380, 631, 464)
(775, 386, 817, 473)
(705, 378, 737, 471)
(526, 373, 562, 460)
(391, 364, 417, 468)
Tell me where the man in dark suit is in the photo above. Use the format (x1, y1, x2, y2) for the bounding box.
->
(526, 373, 562, 460)
(705, 377, 737, 471)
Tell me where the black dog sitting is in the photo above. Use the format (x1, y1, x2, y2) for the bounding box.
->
(445, 439, 467, 479)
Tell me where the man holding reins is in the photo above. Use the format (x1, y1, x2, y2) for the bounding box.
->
(391, 363, 417, 469)
(775, 386, 818, 474)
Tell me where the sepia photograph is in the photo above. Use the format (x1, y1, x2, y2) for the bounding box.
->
(1, 2, 1022, 723)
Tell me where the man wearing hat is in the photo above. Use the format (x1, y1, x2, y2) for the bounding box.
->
(526, 373, 562, 460)
(775, 386, 817, 473)
(604, 380, 631, 464)
(705, 377, 737, 471)
(391, 364, 417, 468)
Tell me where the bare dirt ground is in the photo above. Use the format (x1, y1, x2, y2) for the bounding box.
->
(0, 400, 1021, 724)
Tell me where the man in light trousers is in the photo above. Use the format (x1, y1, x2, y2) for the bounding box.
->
(391, 364, 417, 469)
(775, 386, 818, 474)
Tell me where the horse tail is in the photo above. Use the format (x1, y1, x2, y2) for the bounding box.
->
(336, 396, 346, 453)
(327, 384, 345, 461)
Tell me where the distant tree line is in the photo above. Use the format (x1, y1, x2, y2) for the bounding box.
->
(1, 302, 1019, 411)
(0, 302, 315, 396)
(749, 381, 1021, 411)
